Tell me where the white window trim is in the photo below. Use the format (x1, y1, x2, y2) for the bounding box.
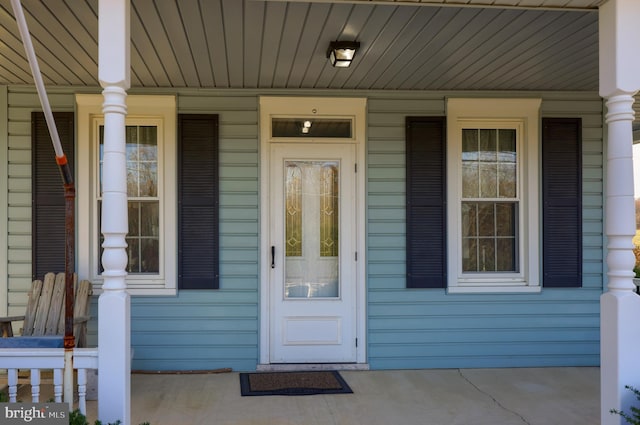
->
(446, 98, 542, 294)
(76, 94, 177, 295)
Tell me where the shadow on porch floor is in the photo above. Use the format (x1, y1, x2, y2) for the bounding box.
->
(9, 367, 600, 425)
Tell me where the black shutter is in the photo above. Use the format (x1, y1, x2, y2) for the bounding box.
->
(406, 117, 446, 288)
(178, 114, 219, 289)
(542, 118, 582, 287)
(32, 112, 74, 280)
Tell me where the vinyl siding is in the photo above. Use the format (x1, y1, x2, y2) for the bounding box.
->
(0, 85, 7, 317)
(367, 92, 603, 369)
(3, 87, 604, 371)
(5, 87, 75, 318)
(131, 92, 259, 371)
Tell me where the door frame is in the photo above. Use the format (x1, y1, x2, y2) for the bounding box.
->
(259, 96, 367, 366)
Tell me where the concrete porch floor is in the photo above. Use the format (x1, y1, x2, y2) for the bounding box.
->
(77, 367, 599, 425)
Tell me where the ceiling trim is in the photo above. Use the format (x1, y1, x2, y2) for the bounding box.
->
(249, 0, 600, 13)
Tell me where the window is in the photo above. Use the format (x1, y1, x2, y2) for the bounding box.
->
(447, 98, 541, 293)
(272, 118, 352, 138)
(460, 128, 518, 273)
(98, 124, 161, 275)
(76, 95, 177, 295)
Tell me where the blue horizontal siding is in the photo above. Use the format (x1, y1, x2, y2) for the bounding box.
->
(366, 92, 603, 369)
(128, 93, 261, 371)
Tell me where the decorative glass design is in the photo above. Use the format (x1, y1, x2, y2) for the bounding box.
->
(98, 125, 160, 274)
(285, 164, 302, 257)
(461, 128, 518, 272)
(284, 160, 340, 298)
(320, 164, 339, 257)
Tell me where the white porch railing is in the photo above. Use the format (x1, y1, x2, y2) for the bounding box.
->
(0, 347, 98, 415)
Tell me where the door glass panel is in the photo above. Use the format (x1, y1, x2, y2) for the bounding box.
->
(285, 160, 340, 298)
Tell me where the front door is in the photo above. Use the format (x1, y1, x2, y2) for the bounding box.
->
(269, 143, 357, 363)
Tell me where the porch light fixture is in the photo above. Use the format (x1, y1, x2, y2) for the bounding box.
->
(327, 41, 360, 68)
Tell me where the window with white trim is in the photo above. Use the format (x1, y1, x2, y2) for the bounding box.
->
(447, 98, 541, 293)
(76, 95, 177, 295)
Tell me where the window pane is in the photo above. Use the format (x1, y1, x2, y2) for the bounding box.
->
(140, 202, 160, 237)
(477, 202, 495, 237)
(272, 118, 352, 138)
(140, 238, 159, 273)
(462, 129, 479, 198)
(479, 129, 497, 162)
(496, 203, 516, 236)
(478, 238, 496, 272)
(499, 129, 516, 162)
(461, 202, 477, 237)
(497, 238, 516, 271)
(462, 129, 478, 161)
(462, 162, 479, 198)
(139, 162, 158, 197)
(127, 238, 139, 274)
(498, 129, 517, 198)
(461, 201, 518, 273)
(126, 160, 138, 197)
(498, 163, 516, 198)
(462, 237, 477, 272)
(125, 126, 137, 154)
(126, 201, 160, 274)
(124, 125, 158, 197)
(479, 163, 497, 198)
(128, 202, 139, 236)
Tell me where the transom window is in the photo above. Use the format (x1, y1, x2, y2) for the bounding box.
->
(272, 118, 352, 138)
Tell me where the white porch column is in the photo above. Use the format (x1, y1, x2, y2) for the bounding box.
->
(97, 1, 131, 424)
(599, 1, 640, 423)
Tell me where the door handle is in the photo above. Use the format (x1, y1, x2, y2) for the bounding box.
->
(271, 246, 275, 269)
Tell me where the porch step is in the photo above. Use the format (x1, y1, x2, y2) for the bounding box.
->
(256, 363, 370, 372)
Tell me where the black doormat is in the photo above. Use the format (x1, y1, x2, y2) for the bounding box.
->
(239, 370, 353, 396)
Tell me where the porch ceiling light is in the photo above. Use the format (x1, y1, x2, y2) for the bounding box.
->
(327, 41, 360, 68)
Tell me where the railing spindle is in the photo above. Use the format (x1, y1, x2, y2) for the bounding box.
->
(30, 368, 40, 402)
(77, 368, 87, 414)
(8, 369, 17, 402)
(54, 368, 63, 403)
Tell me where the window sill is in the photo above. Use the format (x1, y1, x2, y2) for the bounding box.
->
(447, 285, 542, 294)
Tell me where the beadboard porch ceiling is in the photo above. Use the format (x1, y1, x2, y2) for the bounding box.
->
(0, 0, 599, 91)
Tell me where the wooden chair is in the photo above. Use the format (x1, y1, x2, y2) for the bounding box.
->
(0, 272, 93, 347)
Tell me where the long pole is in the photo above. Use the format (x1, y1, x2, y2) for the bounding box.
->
(10, 0, 75, 410)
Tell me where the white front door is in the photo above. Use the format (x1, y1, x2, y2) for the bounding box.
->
(269, 143, 357, 363)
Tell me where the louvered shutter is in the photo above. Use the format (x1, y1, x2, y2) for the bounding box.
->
(406, 117, 447, 288)
(32, 112, 74, 280)
(178, 114, 219, 289)
(542, 118, 582, 287)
